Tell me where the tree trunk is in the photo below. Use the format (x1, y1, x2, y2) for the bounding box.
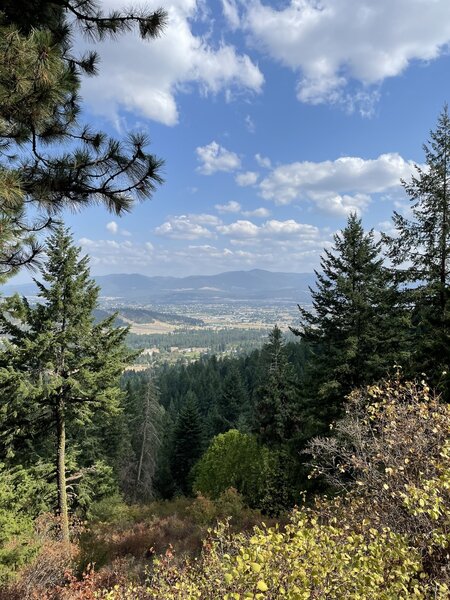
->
(56, 399, 70, 547)
(136, 414, 147, 489)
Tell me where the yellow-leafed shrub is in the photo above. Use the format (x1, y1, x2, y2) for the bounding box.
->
(95, 379, 449, 599)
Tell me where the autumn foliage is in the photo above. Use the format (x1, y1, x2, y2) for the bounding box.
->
(5, 378, 445, 599)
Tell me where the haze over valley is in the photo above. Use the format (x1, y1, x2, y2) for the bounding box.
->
(5, 269, 313, 366)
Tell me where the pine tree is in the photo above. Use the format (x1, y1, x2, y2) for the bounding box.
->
(0, 1, 166, 274)
(386, 106, 450, 394)
(253, 326, 300, 447)
(293, 214, 405, 436)
(170, 392, 204, 495)
(0, 226, 132, 544)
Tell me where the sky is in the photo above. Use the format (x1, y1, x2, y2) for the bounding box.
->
(21, 0, 450, 279)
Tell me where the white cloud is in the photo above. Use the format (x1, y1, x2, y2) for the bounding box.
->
(79, 214, 333, 275)
(81, 0, 263, 126)
(190, 213, 222, 226)
(154, 214, 216, 239)
(217, 218, 322, 242)
(196, 141, 241, 174)
(263, 219, 319, 238)
(235, 171, 259, 186)
(215, 200, 242, 213)
(222, 0, 241, 29)
(78, 237, 155, 268)
(106, 221, 118, 234)
(106, 220, 132, 236)
(255, 154, 272, 169)
(243, 0, 450, 112)
(259, 153, 418, 215)
(242, 207, 271, 218)
(313, 193, 371, 216)
(245, 114, 255, 133)
(217, 219, 260, 238)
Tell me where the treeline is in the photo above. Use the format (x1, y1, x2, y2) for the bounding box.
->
(94, 307, 205, 327)
(122, 334, 309, 509)
(126, 327, 270, 353)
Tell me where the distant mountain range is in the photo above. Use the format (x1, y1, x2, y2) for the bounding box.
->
(3, 269, 315, 304)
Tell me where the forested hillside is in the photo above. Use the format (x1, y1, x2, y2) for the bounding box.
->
(0, 0, 450, 598)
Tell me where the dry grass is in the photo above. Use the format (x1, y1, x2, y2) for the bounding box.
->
(1, 491, 271, 599)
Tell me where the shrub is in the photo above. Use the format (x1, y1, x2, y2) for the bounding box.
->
(0, 466, 45, 584)
(96, 379, 450, 598)
(307, 379, 450, 585)
(192, 430, 273, 507)
(87, 494, 130, 525)
(98, 511, 429, 599)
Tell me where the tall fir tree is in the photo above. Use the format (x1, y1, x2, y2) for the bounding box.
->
(293, 213, 405, 438)
(386, 106, 450, 395)
(153, 409, 176, 500)
(210, 366, 248, 436)
(253, 325, 300, 447)
(170, 391, 204, 496)
(0, 226, 132, 544)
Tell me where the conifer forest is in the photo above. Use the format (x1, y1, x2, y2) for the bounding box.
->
(0, 1, 449, 598)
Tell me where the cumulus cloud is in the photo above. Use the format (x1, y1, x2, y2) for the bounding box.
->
(106, 221, 118, 234)
(242, 207, 271, 218)
(80, 0, 263, 126)
(217, 219, 260, 238)
(79, 237, 155, 269)
(106, 220, 131, 236)
(259, 153, 418, 215)
(79, 213, 334, 275)
(217, 218, 322, 243)
(196, 141, 241, 174)
(191, 213, 222, 226)
(255, 154, 272, 169)
(243, 0, 450, 112)
(214, 202, 271, 218)
(222, 0, 241, 29)
(154, 214, 217, 239)
(215, 200, 242, 213)
(313, 193, 371, 216)
(263, 219, 319, 238)
(235, 171, 259, 186)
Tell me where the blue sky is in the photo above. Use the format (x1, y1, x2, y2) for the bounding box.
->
(26, 0, 450, 279)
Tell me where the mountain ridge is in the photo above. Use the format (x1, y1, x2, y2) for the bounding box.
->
(3, 269, 315, 303)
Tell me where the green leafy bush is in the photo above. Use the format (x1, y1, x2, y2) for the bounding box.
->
(0, 467, 41, 583)
(192, 430, 274, 507)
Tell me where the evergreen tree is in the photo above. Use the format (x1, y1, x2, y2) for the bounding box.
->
(132, 376, 165, 502)
(153, 410, 176, 500)
(170, 392, 204, 495)
(293, 214, 404, 436)
(0, 1, 166, 274)
(211, 366, 248, 436)
(253, 326, 300, 447)
(386, 106, 450, 394)
(0, 226, 132, 544)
